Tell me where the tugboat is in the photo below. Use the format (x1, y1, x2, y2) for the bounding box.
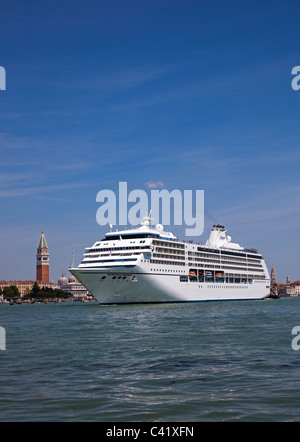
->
(268, 289, 280, 299)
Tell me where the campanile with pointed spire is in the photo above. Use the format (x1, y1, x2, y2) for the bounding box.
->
(36, 230, 49, 283)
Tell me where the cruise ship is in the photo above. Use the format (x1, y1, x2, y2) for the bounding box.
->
(69, 215, 270, 304)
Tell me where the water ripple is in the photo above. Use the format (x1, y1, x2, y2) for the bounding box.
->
(1, 299, 300, 421)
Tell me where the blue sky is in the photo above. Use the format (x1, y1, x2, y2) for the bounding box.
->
(1, 0, 300, 283)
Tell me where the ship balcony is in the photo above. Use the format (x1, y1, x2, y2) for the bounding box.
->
(79, 255, 140, 268)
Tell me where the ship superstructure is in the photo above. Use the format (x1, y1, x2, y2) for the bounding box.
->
(70, 215, 270, 304)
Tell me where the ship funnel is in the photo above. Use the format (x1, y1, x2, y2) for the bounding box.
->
(205, 225, 243, 250)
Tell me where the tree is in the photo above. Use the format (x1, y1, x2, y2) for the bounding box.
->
(23, 282, 72, 300)
(30, 282, 41, 298)
(3, 285, 20, 298)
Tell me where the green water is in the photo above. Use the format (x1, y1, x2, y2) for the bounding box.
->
(1, 297, 300, 421)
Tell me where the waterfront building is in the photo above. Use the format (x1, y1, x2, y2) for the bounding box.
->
(58, 272, 91, 300)
(0, 280, 57, 297)
(36, 230, 49, 283)
(270, 267, 300, 296)
(289, 281, 300, 296)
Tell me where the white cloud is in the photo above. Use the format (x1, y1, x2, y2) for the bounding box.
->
(0, 181, 90, 199)
(54, 65, 169, 94)
(145, 180, 165, 189)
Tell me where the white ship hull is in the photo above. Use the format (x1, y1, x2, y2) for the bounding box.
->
(70, 266, 270, 304)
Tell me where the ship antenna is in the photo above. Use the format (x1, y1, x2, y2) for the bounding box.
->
(140, 210, 154, 227)
(148, 209, 154, 225)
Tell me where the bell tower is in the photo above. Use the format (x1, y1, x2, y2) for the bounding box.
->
(36, 230, 49, 283)
(271, 265, 276, 287)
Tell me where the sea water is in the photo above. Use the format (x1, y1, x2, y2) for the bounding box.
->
(1, 297, 300, 421)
